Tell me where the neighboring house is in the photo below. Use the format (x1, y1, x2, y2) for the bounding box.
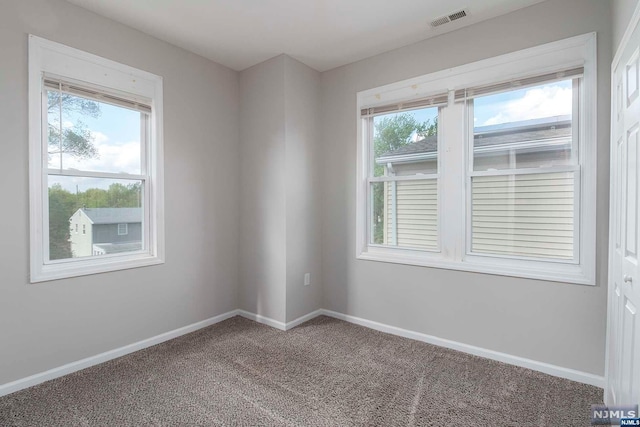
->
(376, 115, 573, 258)
(69, 208, 143, 257)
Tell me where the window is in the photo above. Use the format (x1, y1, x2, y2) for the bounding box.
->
(356, 34, 596, 285)
(464, 74, 580, 262)
(29, 36, 164, 282)
(363, 102, 443, 251)
(118, 223, 128, 236)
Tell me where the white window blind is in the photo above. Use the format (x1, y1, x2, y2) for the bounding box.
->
(361, 92, 448, 117)
(44, 78, 152, 114)
(454, 67, 583, 102)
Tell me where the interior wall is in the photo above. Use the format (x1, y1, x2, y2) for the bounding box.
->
(238, 55, 323, 324)
(612, 0, 640, 51)
(0, 0, 616, 388)
(284, 56, 323, 322)
(239, 56, 287, 323)
(320, 0, 611, 375)
(0, 0, 240, 385)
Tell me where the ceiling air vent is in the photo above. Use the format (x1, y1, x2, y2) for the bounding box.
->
(448, 9, 467, 21)
(430, 9, 468, 28)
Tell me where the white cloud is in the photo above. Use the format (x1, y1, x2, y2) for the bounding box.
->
(91, 131, 109, 145)
(482, 85, 572, 126)
(63, 131, 141, 176)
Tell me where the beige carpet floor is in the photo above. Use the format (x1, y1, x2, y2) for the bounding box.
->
(0, 315, 602, 426)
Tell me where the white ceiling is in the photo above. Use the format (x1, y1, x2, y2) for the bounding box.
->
(65, 0, 547, 72)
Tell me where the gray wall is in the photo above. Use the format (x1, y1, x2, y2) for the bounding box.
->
(0, 0, 240, 385)
(284, 56, 323, 322)
(0, 0, 616, 386)
(612, 0, 639, 50)
(239, 56, 287, 322)
(320, 0, 611, 375)
(238, 55, 323, 323)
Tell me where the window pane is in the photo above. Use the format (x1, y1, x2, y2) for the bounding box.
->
(48, 176, 144, 261)
(472, 79, 574, 171)
(46, 90, 143, 175)
(471, 172, 574, 259)
(371, 179, 438, 250)
(373, 107, 438, 177)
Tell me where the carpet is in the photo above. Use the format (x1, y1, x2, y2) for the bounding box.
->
(0, 315, 602, 426)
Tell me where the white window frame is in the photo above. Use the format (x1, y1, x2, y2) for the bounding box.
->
(29, 35, 165, 282)
(356, 33, 597, 285)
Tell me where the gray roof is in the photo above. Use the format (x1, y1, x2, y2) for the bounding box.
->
(475, 120, 571, 148)
(378, 116, 571, 160)
(82, 208, 142, 224)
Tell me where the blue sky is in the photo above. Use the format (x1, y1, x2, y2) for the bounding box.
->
(48, 96, 143, 192)
(474, 79, 572, 126)
(374, 79, 572, 137)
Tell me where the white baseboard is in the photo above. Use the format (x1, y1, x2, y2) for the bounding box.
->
(319, 309, 604, 388)
(285, 309, 324, 330)
(237, 310, 286, 330)
(0, 309, 240, 398)
(0, 307, 604, 398)
(237, 309, 324, 331)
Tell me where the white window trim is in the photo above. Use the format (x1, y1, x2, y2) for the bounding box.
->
(28, 35, 165, 283)
(356, 33, 597, 285)
(117, 223, 128, 236)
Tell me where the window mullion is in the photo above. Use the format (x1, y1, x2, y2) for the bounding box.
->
(469, 165, 580, 177)
(369, 174, 438, 182)
(47, 169, 147, 181)
(439, 92, 466, 262)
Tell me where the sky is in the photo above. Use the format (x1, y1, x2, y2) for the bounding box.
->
(374, 78, 572, 139)
(474, 79, 572, 126)
(48, 96, 144, 192)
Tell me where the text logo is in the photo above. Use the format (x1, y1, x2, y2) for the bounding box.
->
(591, 405, 639, 425)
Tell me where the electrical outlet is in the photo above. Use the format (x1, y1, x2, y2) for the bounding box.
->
(304, 273, 311, 286)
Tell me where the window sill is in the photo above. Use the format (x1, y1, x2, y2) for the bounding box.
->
(356, 249, 595, 286)
(31, 253, 164, 283)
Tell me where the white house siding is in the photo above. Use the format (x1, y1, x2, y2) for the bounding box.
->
(68, 210, 93, 258)
(385, 179, 438, 249)
(471, 171, 574, 259)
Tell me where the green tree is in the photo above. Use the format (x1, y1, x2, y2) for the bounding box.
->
(372, 113, 437, 244)
(48, 184, 77, 260)
(105, 183, 142, 207)
(47, 91, 101, 161)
